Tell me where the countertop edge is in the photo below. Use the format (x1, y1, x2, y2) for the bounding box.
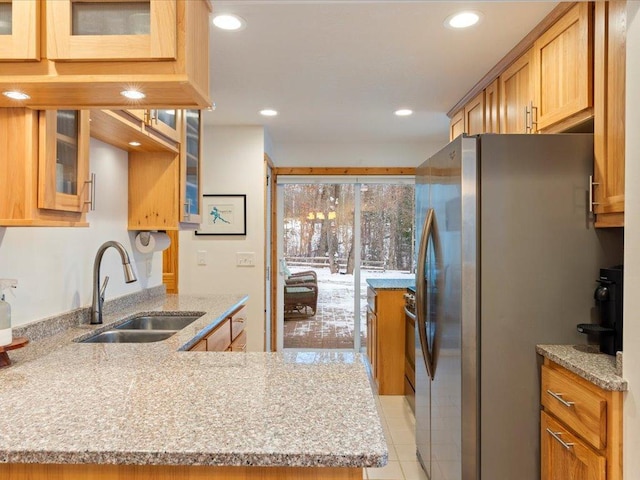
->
(536, 344, 627, 392)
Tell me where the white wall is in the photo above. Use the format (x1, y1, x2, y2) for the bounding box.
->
(179, 126, 266, 352)
(0, 139, 162, 327)
(624, 2, 640, 477)
(271, 140, 445, 167)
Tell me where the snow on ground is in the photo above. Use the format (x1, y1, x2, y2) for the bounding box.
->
(284, 266, 414, 348)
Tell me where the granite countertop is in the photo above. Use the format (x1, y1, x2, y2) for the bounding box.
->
(0, 294, 387, 468)
(536, 344, 627, 391)
(366, 278, 414, 290)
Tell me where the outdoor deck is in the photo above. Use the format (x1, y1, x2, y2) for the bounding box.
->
(283, 267, 413, 349)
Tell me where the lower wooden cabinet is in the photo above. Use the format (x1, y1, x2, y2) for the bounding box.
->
(366, 287, 406, 395)
(540, 359, 622, 480)
(189, 305, 247, 353)
(541, 411, 606, 480)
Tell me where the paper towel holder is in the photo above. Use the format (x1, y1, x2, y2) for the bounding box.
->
(138, 231, 151, 247)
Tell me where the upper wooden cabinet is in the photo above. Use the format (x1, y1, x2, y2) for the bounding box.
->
(450, 91, 486, 140)
(0, 0, 40, 60)
(128, 109, 201, 230)
(464, 91, 485, 136)
(47, 0, 177, 61)
(484, 79, 500, 133)
(449, 109, 464, 141)
(592, 1, 625, 227)
(0, 108, 89, 226)
(456, 3, 593, 135)
(0, 0, 211, 109)
(38, 110, 91, 213)
(499, 49, 534, 134)
(532, 3, 593, 131)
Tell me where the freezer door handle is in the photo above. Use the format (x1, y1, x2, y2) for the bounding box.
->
(416, 208, 442, 380)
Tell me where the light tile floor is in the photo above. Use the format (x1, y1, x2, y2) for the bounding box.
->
(366, 395, 428, 480)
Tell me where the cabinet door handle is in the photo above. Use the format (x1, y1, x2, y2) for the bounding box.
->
(546, 389, 575, 408)
(589, 175, 600, 214)
(184, 199, 191, 220)
(530, 101, 538, 133)
(524, 106, 531, 133)
(546, 428, 575, 450)
(84, 172, 96, 211)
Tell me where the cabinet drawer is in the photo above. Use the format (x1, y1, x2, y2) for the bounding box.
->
(230, 306, 247, 341)
(205, 319, 231, 352)
(541, 411, 606, 480)
(541, 365, 607, 450)
(190, 339, 207, 352)
(229, 330, 247, 352)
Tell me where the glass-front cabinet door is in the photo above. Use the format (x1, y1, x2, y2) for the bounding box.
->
(0, 0, 39, 60)
(152, 109, 180, 142)
(181, 109, 201, 224)
(47, 0, 177, 61)
(38, 110, 90, 213)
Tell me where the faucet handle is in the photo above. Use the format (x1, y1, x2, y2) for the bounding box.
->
(100, 276, 110, 301)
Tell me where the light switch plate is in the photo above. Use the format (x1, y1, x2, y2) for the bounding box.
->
(237, 252, 256, 267)
(197, 250, 207, 266)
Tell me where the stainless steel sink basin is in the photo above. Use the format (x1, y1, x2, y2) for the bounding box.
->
(114, 315, 201, 331)
(79, 330, 176, 343)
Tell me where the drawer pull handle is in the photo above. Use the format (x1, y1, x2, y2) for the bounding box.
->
(547, 389, 575, 408)
(546, 428, 575, 450)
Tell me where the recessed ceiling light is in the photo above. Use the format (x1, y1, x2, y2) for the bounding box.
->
(260, 109, 278, 117)
(213, 14, 246, 31)
(120, 90, 145, 100)
(2, 91, 30, 100)
(395, 109, 413, 117)
(445, 11, 482, 29)
(129, 141, 142, 147)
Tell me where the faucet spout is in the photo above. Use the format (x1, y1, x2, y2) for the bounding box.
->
(91, 241, 138, 325)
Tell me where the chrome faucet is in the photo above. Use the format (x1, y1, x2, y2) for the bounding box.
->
(91, 241, 137, 324)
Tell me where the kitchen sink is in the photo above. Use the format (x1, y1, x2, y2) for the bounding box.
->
(79, 330, 176, 343)
(114, 315, 201, 331)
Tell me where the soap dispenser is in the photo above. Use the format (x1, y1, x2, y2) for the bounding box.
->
(0, 279, 17, 347)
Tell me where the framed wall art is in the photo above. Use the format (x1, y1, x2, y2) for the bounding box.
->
(195, 194, 247, 236)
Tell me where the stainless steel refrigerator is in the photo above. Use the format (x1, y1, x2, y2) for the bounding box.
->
(414, 134, 621, 480)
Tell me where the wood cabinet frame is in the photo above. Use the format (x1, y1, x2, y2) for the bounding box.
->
(0, 0, 211, 108)
(38, 110, 90, 213)
(0, 0, 40, 60)
(47, 0, 177, 61)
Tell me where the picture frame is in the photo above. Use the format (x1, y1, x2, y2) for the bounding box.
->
(195, 194, 247, 236)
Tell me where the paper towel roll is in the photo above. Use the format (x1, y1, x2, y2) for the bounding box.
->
(135, 232, 171, 254)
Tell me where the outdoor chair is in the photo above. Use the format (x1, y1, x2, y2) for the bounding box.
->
(284, 282, 318, 317)
(282, 261, 318, 317)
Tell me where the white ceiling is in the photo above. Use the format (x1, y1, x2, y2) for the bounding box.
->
(206, 1, 558, 147)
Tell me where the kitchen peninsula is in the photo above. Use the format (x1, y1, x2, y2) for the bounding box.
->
(0, 292, 387, 480)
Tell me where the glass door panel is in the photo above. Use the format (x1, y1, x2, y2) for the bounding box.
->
(183, 109, 200, 220)
(283, 183, 356, 349)
(56, 110, 79, 195)
(72, 2, 150, 35)
(0, 3, 11, 35)
(0, 0, 39, 60)
(359, 184, 415, 351)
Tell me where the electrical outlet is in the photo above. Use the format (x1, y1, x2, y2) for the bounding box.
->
(236, 252, 256, 267)
(197, 250, 207, 266)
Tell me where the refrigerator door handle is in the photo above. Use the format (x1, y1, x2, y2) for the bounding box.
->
(416, 208, 441, 380)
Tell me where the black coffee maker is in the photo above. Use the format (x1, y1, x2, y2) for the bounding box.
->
(577, 265, 623, 356)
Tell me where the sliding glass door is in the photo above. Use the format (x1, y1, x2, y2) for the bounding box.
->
(276, 176, 414, 352)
